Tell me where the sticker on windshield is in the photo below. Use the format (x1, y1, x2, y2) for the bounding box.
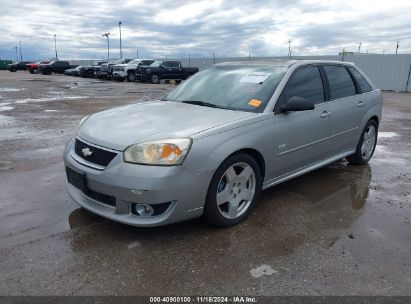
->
(240, 72, 271, 83)
(248, 99, 262, 107)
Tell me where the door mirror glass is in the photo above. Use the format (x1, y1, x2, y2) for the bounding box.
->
(160, 65, 165, 69)
(281, 96, 315, 112)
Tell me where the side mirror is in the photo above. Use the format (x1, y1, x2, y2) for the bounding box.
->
(160, 65, 165, 69)
(281, 96, 315, 112)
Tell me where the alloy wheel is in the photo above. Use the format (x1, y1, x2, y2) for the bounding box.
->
(361, 124, 376, 159)
(216, 162, 256, 219)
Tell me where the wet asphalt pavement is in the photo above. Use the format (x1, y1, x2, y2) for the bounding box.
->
(0, 71, 410, 296)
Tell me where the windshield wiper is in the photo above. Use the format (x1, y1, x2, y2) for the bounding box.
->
(181, 100, 226, 109)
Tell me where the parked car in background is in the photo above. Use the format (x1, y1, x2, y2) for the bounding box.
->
(80, 62, 107, 78)
(64, 60, 382, 227)
(112, 59, 155, 81)
(39, 61, 78, 75)
(98, 59, 133, 80)
(8, 61, 30, 72)
(26, 61, 50, 74)
(138, 60, 199, 84)
(64, 65, 85, 76)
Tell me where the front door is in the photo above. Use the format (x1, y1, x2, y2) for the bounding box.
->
(273, 65, 332, 178)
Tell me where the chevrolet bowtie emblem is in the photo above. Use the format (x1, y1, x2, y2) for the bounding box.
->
(81, 147, 93, 157)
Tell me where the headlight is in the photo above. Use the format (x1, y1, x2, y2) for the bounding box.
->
(124, 138, 192, 165)
(76, 115, 89, 132)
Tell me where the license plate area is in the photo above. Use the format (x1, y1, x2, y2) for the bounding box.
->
(66, 166, 87, 193)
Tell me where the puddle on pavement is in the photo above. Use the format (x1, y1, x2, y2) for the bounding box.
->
(14, 96, 88, 104)
(23, 79, 52, 82)
(0, 88, 26, 92)
(378, 132, 400, 138)
(0, 114, 16, 126)
(0, 106, 14, 112)
(13, 146, 64, 159)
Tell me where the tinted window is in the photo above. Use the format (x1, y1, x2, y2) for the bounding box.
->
(280, 66, 324, 105)
(323, 65, 356, 99)
(164, 61, 180, 67)
(142, 60, 154, 65)
(348, 67, 372, 93)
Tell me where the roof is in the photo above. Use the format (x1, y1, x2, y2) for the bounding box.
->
(215, 59, 355, 68)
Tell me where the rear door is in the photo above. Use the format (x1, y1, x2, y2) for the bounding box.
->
(320, 65, 359, 154)
(163, 61, 182, 79)
(273, 65, 332, 177)
(346, 66, 374, 132)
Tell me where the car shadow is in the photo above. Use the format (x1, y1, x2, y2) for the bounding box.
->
(67, 161, 371, 258)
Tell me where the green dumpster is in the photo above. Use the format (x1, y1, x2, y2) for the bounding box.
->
(0, 60, 12, 70)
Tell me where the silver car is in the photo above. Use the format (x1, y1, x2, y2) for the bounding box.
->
(64, 60, 382, 227)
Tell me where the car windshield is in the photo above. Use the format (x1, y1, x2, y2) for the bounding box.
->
(150, 61, 163, 67)
(128, 59, 141, 65)
(165, 65, 287, 112)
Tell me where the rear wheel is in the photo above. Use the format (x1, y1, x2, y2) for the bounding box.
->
(204, 153, 262, 227)
(151, 74, 160, 84)
(347, 120, 378, 165)
(85, 70, 94, 78)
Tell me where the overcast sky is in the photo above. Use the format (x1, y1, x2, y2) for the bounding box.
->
(0, 0, 410, 61)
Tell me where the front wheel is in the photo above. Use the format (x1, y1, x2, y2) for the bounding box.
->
(127, 72, 136, 82)
(204, 153, 262, 227)
(347, 120, 378, 165)
(151, 74, 160, 84)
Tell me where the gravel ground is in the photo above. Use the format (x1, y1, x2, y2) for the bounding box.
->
(0, 71, 410, 296)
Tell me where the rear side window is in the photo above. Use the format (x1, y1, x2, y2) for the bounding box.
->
(166, 61, 180, 68)
(348, 67, 372, 93)
(323, 65, 356, 99)
(280, 66, 325, 105)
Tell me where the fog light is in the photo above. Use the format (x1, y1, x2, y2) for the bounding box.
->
(135, 204, 154, 216)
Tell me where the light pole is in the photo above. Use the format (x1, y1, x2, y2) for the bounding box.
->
(19, 41, 22, 60)
(102, 33, 110, 61)
(358, 42, 362, 53)
(13, 46, 18, 61)
(54, 34, 58, 59)
(119, 21, 122, 59)
(396, 41, 400, 54)
(288, 40, 292, 59)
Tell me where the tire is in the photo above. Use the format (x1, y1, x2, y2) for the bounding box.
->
(9, 69, 16, 72)
(127, 72, 136, 82)
(85, 70, 94, 78)
(204, 153, 262, 227)
(151, 74, 160, 84)
(29, 69, 35, 74)
(42, 69, 52, 75)
(347, 120, 378, 165)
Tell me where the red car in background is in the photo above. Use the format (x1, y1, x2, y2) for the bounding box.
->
(26, 61, 49, 74)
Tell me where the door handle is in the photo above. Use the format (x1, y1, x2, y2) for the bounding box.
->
(320, 111, 330, 118)
(357, 101, 364, 107)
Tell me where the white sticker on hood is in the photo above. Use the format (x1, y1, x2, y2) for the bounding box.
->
(240, 72, 271, 83)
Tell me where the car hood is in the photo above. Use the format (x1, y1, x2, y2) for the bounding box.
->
(78, 100, 254, 151)
(113, 64, 129, 68)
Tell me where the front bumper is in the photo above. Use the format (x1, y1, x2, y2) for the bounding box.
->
(63, 138, 214, 227)
(113, 71, 127, 79)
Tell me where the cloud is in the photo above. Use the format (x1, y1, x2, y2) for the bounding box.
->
(0, 0, 410, 61)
